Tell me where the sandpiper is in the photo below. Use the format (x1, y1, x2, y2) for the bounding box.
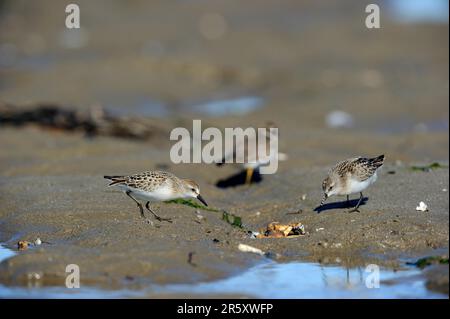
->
(320, 154, 385, 212)
(216, 123, 287, 185)
(104, 171, 208, 223)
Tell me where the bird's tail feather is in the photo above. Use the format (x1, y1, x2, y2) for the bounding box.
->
(104, 175, 126, 186)
(370, 154, 385, 168)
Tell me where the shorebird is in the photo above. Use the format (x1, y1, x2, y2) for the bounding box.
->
(216, 123, 287, 185)
(320, 155, 385, 212)
(104, 171, 208, 223)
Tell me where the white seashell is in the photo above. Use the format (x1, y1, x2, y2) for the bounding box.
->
(416, 201, 428, 212)
(34, 238, 42, 245)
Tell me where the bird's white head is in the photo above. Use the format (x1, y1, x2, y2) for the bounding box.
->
(321, 176, 338, 205)
(182, 179, 208, 206)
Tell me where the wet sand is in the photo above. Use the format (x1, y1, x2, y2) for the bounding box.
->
(0, 0, 448, 297)
(0, 127, 448, 295)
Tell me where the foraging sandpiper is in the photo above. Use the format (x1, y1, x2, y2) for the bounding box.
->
(320, 154, 385, 212)
(104, 171, 208, 223)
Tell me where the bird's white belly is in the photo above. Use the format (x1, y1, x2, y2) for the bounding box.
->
(118, 185, 178, 202)
(347, 172, 377, 194)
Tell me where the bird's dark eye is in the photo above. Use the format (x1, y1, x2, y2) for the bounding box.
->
(191, 188, 196, 192)
(329, 186, 333, 190)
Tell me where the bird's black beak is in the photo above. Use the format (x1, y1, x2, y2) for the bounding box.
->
(197, 194, 208, 207)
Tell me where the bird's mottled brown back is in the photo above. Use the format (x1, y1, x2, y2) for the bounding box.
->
(111, 171, 179, 192)
(333, 155, 384, 182)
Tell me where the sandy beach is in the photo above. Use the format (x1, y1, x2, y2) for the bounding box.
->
(0, 0, 448, 298)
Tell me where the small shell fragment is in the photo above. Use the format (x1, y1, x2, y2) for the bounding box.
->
(35, 238, 42, 246)
(416, 201, 428, 212)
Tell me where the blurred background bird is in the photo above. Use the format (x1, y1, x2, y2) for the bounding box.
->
(216, 122, 287, 185)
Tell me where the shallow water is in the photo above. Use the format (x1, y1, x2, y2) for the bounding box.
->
(154, 261, 446, 299)
(104, 95, 265, 118)
(0, 244, 445, 299)
(0, 245, 15, 263)
(188, 96, 265, 117)
(387, 0, 449, 24)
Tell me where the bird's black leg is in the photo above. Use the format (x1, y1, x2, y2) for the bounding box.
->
(346, 195, 351, 208)
(348, 192, 363, 213)
(126, 191, 145, 218)
(145, 202, 173, 223)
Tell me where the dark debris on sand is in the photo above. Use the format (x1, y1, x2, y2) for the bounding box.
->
(0, 103, 166, 141)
